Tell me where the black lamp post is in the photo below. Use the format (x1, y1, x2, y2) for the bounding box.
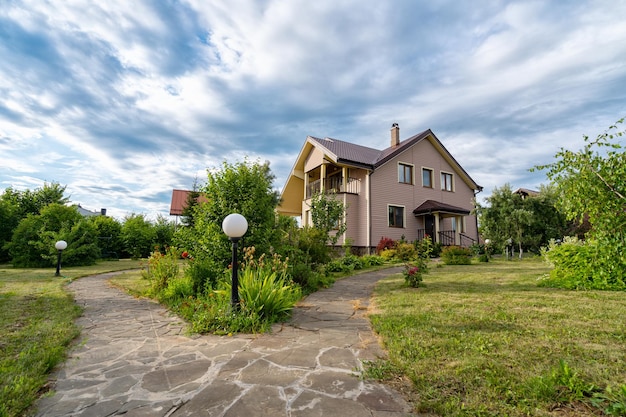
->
(55, 240, 68, 277)
(222, 213, 248, 309)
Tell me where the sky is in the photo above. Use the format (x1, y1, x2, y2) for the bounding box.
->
(1, 1, 625, 220)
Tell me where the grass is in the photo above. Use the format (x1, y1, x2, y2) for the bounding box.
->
(368, 256, 626, 416)
(0, 260, 143, 417)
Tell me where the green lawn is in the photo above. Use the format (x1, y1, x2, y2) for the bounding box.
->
(368, 256, 626, 416)
(0, 260, 143, 417)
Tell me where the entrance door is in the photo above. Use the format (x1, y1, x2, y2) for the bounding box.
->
(425, 214, 435, 239)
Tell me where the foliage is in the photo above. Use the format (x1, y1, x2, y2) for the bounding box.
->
(184, 256, 225, 294)
(8, 204, 99, 267)
(152, 215, 176, 253)
(169, 247, 301, 335)
(326, 254, 364, 273)
(0, 183, 69, 263)
(308, 191, 347, 245)
(272, 218, 333, 292)
(175, 159, 281, 293)
(89, 215, 122, 259)
(120, 213, 157, 258)
(376, 236, 395, 254)
(229, 247, 301, 320)
(441, 245, 472, 265)
(361, 254, 385, 267)
(403, 237, 431, 287)
(181, 177, 202, 227)
(534, 118, 626, 291)
(540, 237, 625, 290)
(403, 263, 423, 287)
(368, 257, 625, 416)
(414, 236, 434, 259)
(142, 247, 180, 293)
(394, 242, 417, 261)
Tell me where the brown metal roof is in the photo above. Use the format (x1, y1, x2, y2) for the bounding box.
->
(412, 200, 471, 216)
(309, 129, 434, 169)
(169, 189, 208, 216)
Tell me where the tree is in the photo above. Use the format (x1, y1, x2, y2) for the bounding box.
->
(476, 184, 530, 256)
(308, 191, 347, 246)
(153, 214, 175, 251)
(89, 215, 123, 259)
(120, 214, 157, 258)
(8, 204, 99, 267)
(534, 117, 626, 289)
(174, 158, 281, 293)
(0, 182, 70, 262)
(181, 177, 202, 227)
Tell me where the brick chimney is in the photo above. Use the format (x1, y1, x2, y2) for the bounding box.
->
(390, 123, 400, 147)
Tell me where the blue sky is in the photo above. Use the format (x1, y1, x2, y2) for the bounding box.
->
(1, 1, 625, 220)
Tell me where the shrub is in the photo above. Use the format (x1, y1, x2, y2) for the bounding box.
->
(540, 237, 626, 291)
(376, 236, 395, 254)
(395, 242, 417, 261)
(414, 236, 434, 259)
(184, 256, 224, 294)
(142, 247, 180, 292)
(441, 246, 473, 265)
(361, 255, 384, 267)
(403, 263, 423, 288)
(220, 248, 301, 321)
(380, 249, 396, 261)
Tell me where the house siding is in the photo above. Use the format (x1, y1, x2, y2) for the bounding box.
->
(304, 146, 325, 172)
(370, 138, 478, 247)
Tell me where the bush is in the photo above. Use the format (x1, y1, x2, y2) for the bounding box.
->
(540, 237, 626, 291)
(441, 246, 473, 265)
(142, 247, 180, 292)
(361, 255, 384, 267)
(376, 236, 395, 254)
(415, 236, 434, 259)
(184, 256, 224, 294)
(326, 254, 365, 273)
(394, 242, 417, 261)
(403, 263, 424, 288)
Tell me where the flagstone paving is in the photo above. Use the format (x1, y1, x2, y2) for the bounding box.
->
(34, 266, 414, 416)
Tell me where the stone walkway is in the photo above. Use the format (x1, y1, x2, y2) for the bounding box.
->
(34, 266, 414, 416)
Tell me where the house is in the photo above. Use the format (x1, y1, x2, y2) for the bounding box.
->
(277, 124, 482, 252)
(513, 187, 539, 199)
(75, 204, 107, 217)
(169, 189, 208, 216)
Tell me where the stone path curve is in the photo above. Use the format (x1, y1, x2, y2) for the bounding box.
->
(34, 266, 414, 416)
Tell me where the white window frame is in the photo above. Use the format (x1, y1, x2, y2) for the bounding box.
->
(387, 204, 405, 228)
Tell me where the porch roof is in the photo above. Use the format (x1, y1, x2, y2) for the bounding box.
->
(412, 200, 470, 216)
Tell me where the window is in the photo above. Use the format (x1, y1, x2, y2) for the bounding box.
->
(422, 168, 433, 188)
(388, 205, 404, 228)
(441, 172, 454, 191)
(398, 163, 413, 184)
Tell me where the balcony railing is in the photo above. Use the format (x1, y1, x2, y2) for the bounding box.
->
(306, 177, 360, 199)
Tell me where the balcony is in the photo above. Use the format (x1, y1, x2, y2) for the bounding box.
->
(306, 177, 361, 199)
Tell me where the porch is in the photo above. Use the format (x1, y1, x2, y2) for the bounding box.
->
(305, 163, 361, 198)
(413, 200, 476, 247)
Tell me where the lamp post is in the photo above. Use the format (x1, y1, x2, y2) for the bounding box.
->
(222, 213, 248, 309)
(55, 240, 68, 277)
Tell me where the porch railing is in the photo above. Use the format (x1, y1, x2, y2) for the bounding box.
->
(306, 177, 360, 198)
(460, 233, 477, 247)
(438, 230, 456, 246)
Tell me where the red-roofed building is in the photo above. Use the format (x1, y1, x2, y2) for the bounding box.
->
(169, 189, 208, 216)
(277, 124, 482, 252)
